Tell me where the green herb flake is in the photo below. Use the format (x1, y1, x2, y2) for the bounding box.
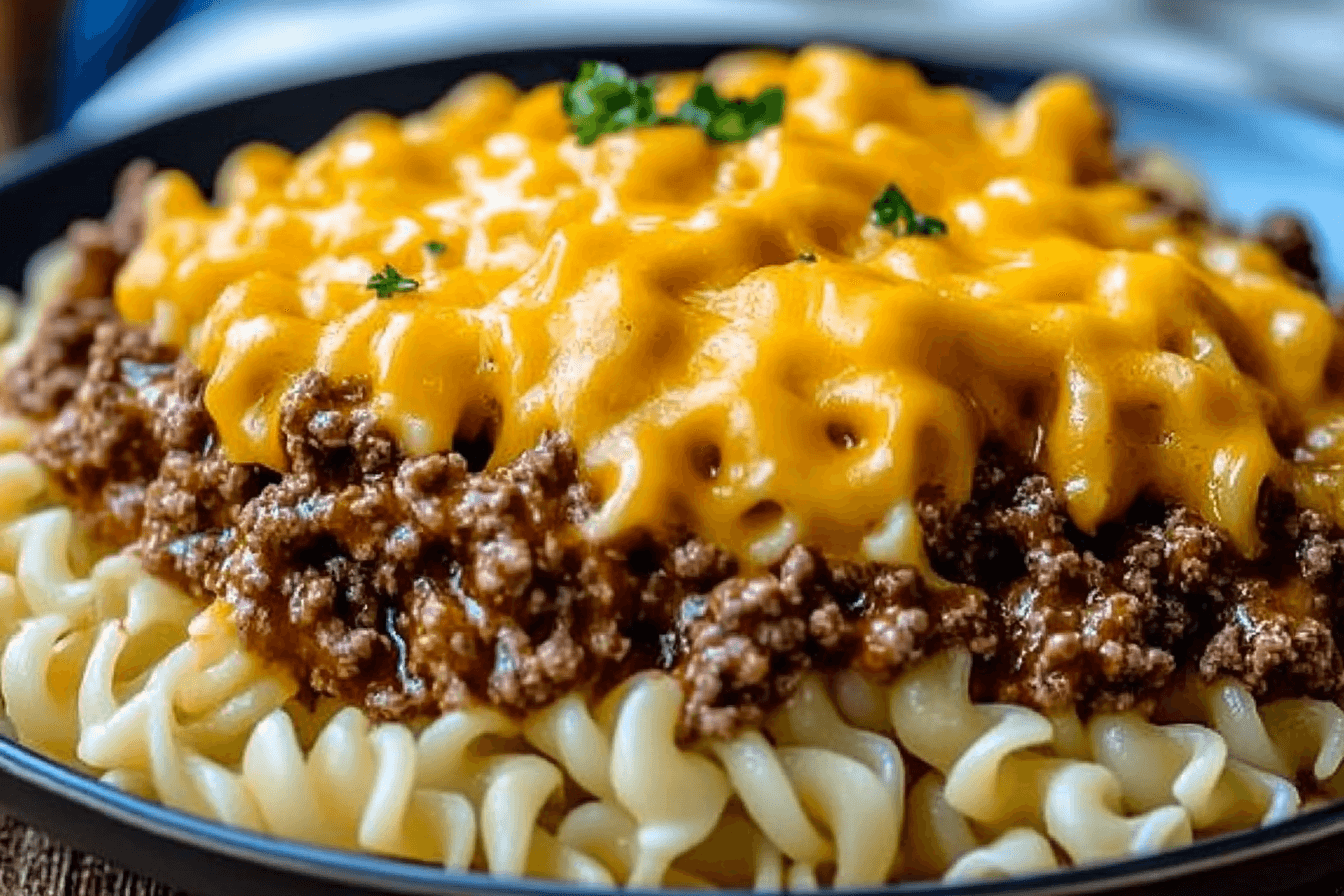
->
(563, 61, 785, 145)
(562, 60, 663, 146)
(425, 240, 447, 254)
(674, 82, 785, 143)
(797, 250, 818, 263)
(366, 264, 420, 299)
(871, 184, 947, 237)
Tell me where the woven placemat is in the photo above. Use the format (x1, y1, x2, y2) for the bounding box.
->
(0, 815, 183, 896)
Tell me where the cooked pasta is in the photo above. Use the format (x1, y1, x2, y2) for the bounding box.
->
(0, 474, 1330, 887)
(1087, 712, 1299, 834)
(888, 649, 1193, 863)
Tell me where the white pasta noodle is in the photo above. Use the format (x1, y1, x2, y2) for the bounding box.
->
(609, 674, 730, 886)
(902, 771, 979, 878)
(479, 754, 565, 875)
(830, 667, 892, 734)
(1168, 675, 1344, 792)
(1041, 761, 1191, 862)
(524, 829, 615, 886)
(557, 800, 639, 881)
(1087, 712, 1300, 832)
(710, 731, 834, 867)
(901, 770, 1058, 882)
(1260, 698, 1344, 783)
(674, 809, 783, 889)
(787, 861, 819, 892)
(768, 675, 906, 820)
(3, 610, 95, 759)
(0, 451, 45, 523)
(1177, 676, 1292, 776)
(775, 745, 899, 885)
(1048, 710, 1091, 761)
(943, 828, 1059, 882)
(887, 649, 992, 773)
(890, 649, 1192, 864)
(523, 690, 616, 802)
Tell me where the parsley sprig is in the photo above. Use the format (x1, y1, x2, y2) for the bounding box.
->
(366, 264, 419, 299)
(562, 60, 784, 146)
(675, 82, 784, 143)
(872, 184, 947, 237)
(562, 61, 663, 145)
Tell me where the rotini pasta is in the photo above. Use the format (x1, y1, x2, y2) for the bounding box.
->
(889, 649, 1193, 862)
(0, 485, 1338, 886)
(1088, 712, 1299, 833)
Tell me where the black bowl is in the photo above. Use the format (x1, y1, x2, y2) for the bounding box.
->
(1, 39, 1343, 896)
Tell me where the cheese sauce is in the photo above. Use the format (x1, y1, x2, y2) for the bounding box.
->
(113, 46, 1341, 564)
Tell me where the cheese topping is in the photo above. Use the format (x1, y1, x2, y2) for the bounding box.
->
(113, 46, 1341, 563)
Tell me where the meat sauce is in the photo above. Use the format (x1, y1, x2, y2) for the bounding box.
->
(8, 165, 1341, 738)
(6, 59, 1340, 739)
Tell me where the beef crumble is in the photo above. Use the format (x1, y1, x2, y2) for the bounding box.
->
(21, 306, 1344, 735)
(18, 337, 996, 737)
(6, 165, 1344, 739)
(2, 159, 153, 422)
(1258, 213, 1325, 297)
(920, 454, 1344, 713)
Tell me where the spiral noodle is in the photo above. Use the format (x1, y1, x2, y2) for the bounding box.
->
(889, 649, 1192, 867)
(1088, 712, 1299, 833)
(0, 420, 1339, 886)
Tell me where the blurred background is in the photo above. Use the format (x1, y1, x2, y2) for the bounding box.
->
(0, 0, 1341, 289)
(2, 0, 1343, 157)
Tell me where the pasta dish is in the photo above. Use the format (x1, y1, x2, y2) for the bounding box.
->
(0, 45, 1339, 887)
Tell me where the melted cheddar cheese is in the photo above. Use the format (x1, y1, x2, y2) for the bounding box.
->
(114, 46, 1343, 564)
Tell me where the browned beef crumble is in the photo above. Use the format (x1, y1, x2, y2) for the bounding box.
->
(1258, 213, 1325, 296)
(31, 324, 181, 545)
(920, 455, 1344, 713)
(22, 341, 996, 737)
(6, 163, 1343, 739)
(2, 159, 153, 422)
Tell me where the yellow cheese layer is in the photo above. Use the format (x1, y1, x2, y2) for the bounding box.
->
(114, 46, 1343, 563)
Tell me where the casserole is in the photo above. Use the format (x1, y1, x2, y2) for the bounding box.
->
(0, 40, 1338, 896)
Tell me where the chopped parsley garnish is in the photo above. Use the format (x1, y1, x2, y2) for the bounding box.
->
(675, 82, 784, 143)
(797, 250, 818, 263)
(562, 61, 663, 146)
(425, 240, 446, 254)
(562, 60, 784, 145)
(366, 264, 419, 298)
(871, 184, 947, 237)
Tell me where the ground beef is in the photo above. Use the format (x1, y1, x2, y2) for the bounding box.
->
(1, 295, 119, 421)
(8, 161, 1344, 738)
(185, 372, 987, 733)
(922, 454, 1344, 713)
(2, 159, 153, 421)
(15, 310, 1344, 736)
(1257, 213, 1325, 296)
(678, 548, 994, 738)
(27, 322, 176, 544)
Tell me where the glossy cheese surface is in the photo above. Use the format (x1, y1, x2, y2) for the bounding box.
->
(114, 46, 1343, 563)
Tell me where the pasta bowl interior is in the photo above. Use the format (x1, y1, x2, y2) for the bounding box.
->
(0, 39, 1343, 896)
